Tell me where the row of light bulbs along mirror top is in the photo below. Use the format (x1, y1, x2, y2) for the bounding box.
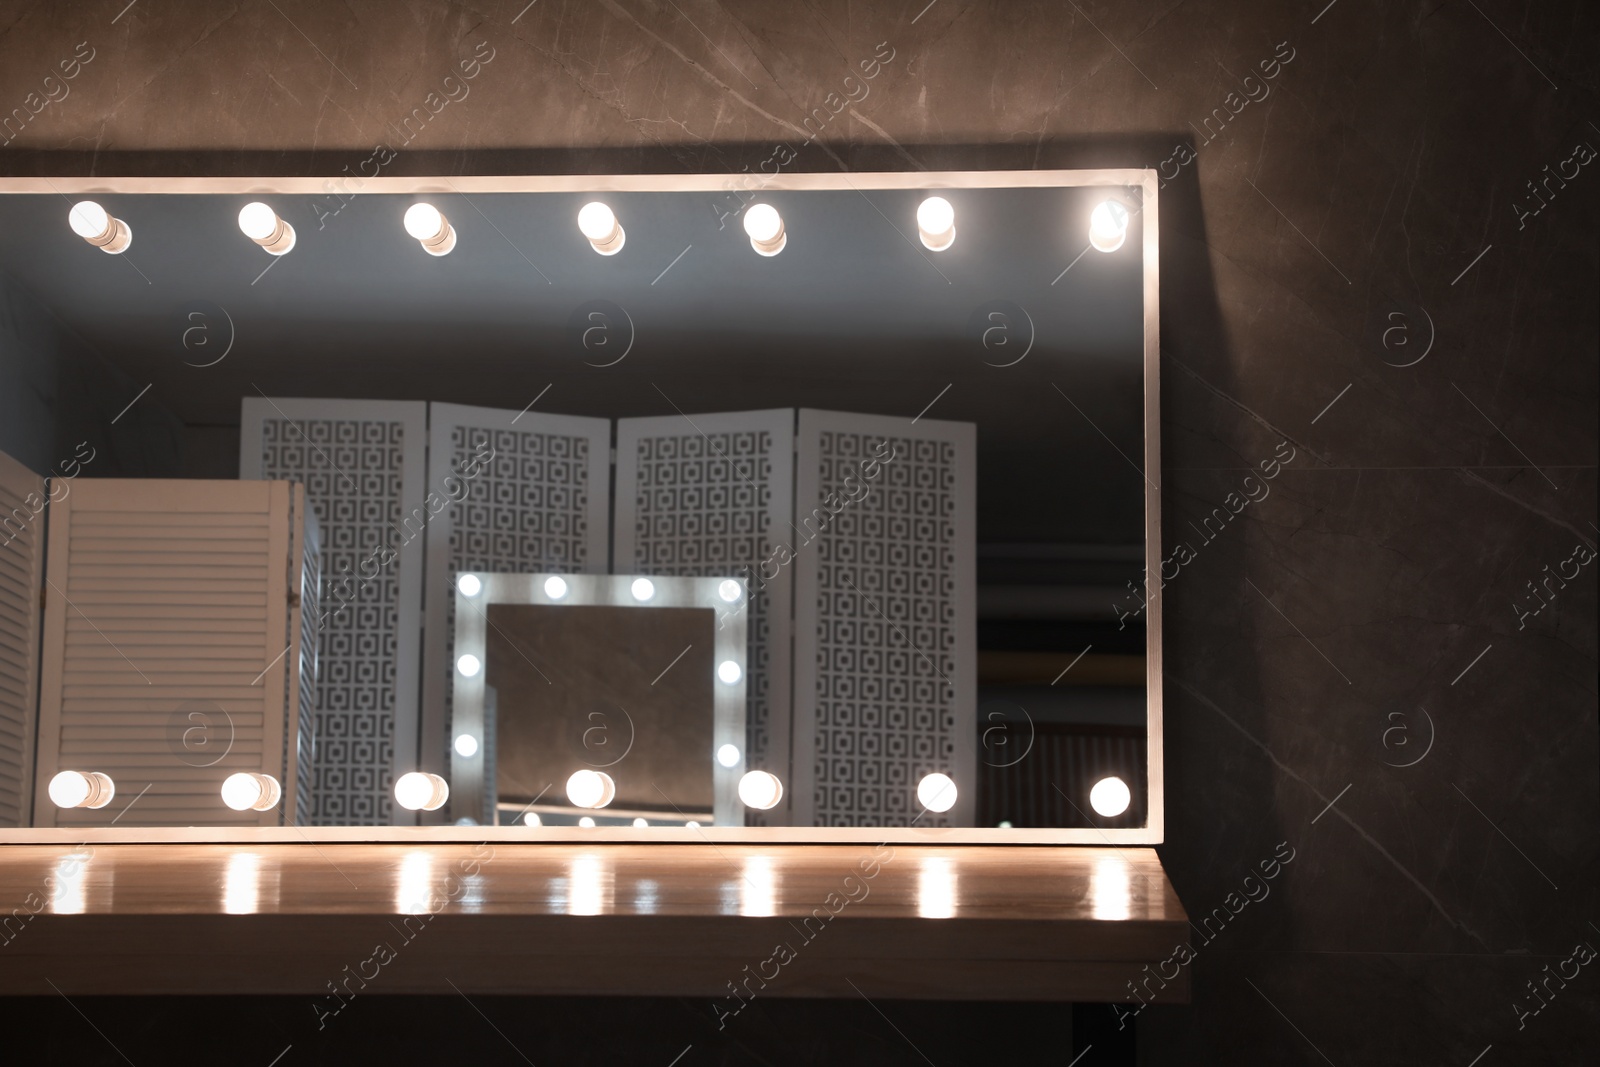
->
(64, 196, 1136, 259)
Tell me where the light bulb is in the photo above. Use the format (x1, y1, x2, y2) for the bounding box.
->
(220, 772, 281, 811)
(917, 772, 957, 813)
(743, 203, 786, 255)
(237, 201, 295, 254)
(566, 769, 616, 809)
(632, 817, 649, 828)
(404, 202, 455, 255)
(1090, 775, 1132, 817)
(68, 201, 131, 254)
(577, 201, 625, 254)
(48, 770, 114, 809)
(457, 573, 482, 597)
(544, 575, 568, 599)
(917, 196, 956, 251)
(68, 201, 108, 238)
(717, 660, 742, 685)
(738, 770, 784, 810)
(718, 579, 742, 602)
(631, 578, 655, 601)
(1089, 200, 1130, 253)
(394, 771, 449, 811)
(716, 743, 741, 768)
(524, 811, 542, 827)
(457, 653, 481, 677)
(685, 820, 701, 829)
(578, 816, 597, 828)
(454, 733, 479, 758)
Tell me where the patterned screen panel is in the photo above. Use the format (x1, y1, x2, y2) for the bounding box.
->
(241, 398, 427, 826)
(793, 410, 977, 827)
(421, 404, 612, 816)
(613, 409, 794, 824)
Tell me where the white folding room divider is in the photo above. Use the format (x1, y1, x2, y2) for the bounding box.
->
(33, 478, 314, 827)
(0, 451, 46, 827)
(613, 409, 795, 824)
(241, 398, 427, 825)
(421, 403, 612, 825)
(792, 410, 977, 828)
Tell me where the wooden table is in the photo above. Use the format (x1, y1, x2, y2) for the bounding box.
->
(0, 843, 1189, 1001)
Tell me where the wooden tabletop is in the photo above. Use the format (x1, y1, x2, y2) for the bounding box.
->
(0, 843, 1189, 1001)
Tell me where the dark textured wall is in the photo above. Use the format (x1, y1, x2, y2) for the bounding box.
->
(1, 2, 1596, 1063)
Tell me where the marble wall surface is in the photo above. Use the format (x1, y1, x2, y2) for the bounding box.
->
(1, 1, 1595, 1063)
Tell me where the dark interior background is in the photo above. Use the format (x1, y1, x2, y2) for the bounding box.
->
(0, 1, 1595, 1064)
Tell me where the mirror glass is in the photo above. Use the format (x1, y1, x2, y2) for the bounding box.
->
(0, 173, 1155, 839)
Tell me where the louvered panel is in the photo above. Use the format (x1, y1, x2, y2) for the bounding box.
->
(242, 398, 427, 826)
(792, 410, 977, 828)
(0, 452, 45, 827)
(420, 403, 612, 824)
(613, 409, 794, 826)
(35, 478, 300, 828)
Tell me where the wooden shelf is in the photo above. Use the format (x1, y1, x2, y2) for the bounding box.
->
(0, 843, 1189, 1001)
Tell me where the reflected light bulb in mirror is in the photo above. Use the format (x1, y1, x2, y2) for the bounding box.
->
(917, 772, 957, 813)
(524, 811, 542, 827)
(454, 733, 479, 758)
(737, 770, 784, 810)
(237, 201, 295, 255)
(578, 816, 596, 828)
(48, 770, 115, 809)
(630, 578, 655, 601)
(718, 579, 742, 602)
(916, 196, 956, 251)
(403, 202, 456, 255)
(68, 201, 132, 253)
(394, 771, 449, 811)
(566, 769, 616, 809)
(220, 772, 282, 812)
(717, 660, 742, 685)
(716, 743, 741, 768)
(632, 817, 649, 828)
(456, 653, 481, 677)
(1088, 199, 1130, 253)
(743, 203, 786, 255)
(457, 573, 482, 597)
(544, 575, 568, 599)
(1090, 775, 1132, 817)
(577, 201, 625, 255)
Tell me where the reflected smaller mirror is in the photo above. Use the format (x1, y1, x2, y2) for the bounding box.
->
(450, 574, 747, 828)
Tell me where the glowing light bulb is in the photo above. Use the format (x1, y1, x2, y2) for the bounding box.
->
(737, 770, 783, 810)
(631, 578, 655, 601)
(237, 201, 295, 255)
(566, 769, 616, 809)
(685, 820, 701, 829)
(403, 202, 455, 255)
(220, 772, 282, 812)
(68, 201, 131, 253)
(743, 203, 786, 255)
(577, 201, 625, 254)
(48, 770, 115, 809)
(717, 660, 742, 685)
(544, 575, 568, 599)
(578, 816, 596, 828)
(716, 743, 741, 768)
(1089, 200, 1130, 253)
(718, 579, 742, 602)
(456, 654, 481, 677)
(1090, 775, 1132, 817)
(917, 772, 957, 813)
(394, 771, 449, 811)
(632, 817, 649, 828)
(917, 196, 956, 251)
(524, 811, 542, 827)
(454, 733, 479, 758)
(457, 573, 482, 597)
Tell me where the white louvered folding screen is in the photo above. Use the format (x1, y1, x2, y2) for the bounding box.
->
(0, 451, 46, 827)
(33, 479, 306, 827)
(613, 409, 795, 823)
(422, 403, 612, 822)
(792, 410, 977, 828)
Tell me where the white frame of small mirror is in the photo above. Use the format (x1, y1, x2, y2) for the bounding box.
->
(0, 167, 1161, 846)
(451, 571, 748, 829)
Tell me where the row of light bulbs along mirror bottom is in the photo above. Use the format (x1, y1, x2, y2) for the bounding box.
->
(63, 196, 1136, 259)
(47, 768, 1134, 820)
